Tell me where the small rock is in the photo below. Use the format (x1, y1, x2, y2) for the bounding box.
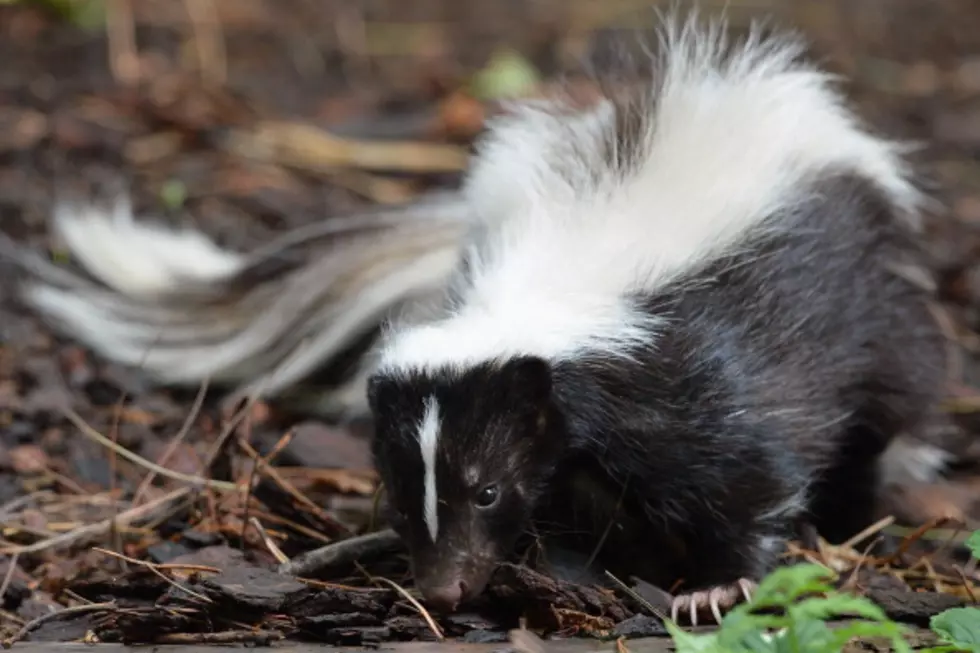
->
(611, 613, 668, 639)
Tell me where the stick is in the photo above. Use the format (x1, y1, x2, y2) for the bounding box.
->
(1, 602, 116, 648)
(132, 378, 211, 506)
(372, 576, 444, 641)
(60, 405, 237, 491)
(278, 528, 402, 577)
(237, 438, 349, 537)
(0, 487, 191, 555)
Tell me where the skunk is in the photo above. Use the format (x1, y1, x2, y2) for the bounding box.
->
(0, 13, 952, 626)
(366, 17, 949, 623)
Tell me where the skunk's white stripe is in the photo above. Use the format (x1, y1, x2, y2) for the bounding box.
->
(378, 17, 922, 375)
(418, 395, 441, 541)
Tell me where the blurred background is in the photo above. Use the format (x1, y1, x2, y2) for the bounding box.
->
(1, 0, 980, 629)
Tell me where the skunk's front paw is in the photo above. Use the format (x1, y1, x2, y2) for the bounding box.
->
(669, 578, 756, 626)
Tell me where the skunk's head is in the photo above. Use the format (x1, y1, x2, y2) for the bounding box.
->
(367, 356, 564, 612)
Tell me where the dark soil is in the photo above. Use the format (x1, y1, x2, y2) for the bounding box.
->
(0, 0, 978, 646)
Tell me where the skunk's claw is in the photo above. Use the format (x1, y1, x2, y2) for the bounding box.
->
(669, 578, 756, 627)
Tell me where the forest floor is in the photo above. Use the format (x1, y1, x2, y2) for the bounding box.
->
(0, 0, 979, 648)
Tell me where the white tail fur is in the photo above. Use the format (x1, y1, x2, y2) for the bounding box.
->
(6, 195, 470, 418)
(51, 197, 246, 296)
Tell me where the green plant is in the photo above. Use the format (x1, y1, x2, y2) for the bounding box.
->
(665, 531, 980, 653)
(921, 531, 980, 653)
(665, 564, 911, 653)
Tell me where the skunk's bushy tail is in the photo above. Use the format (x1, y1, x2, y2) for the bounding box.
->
(1, 193, 469, 418)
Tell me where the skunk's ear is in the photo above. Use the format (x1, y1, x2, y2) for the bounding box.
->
(501, 356, 553, 406)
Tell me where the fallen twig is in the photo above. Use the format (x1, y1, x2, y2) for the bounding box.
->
(0, 487, 191, 555)
(883, 516, 956, 566)
(841, 515, 895, 550)
(604, 570, 667, 621)
(132, 378, 211, 506)
(278, 528, 402, 577)
(60, 405, 237, 491)
(237, 437, 349, 537)
(372, 576, 444, 641)
(91, 548, 213, 603)
(1, 601, 117, 648)
(249, 516, 288, 564)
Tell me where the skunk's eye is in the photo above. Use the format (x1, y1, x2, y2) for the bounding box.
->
(475, 484, 500, 508)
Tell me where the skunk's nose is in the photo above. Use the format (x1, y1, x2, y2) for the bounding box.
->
(424, 580, 468, 613)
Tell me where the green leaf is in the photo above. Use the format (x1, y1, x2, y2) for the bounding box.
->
(965, 530, 980, 560)
(729, 630, 780, 653)
(931, 607, 980, 650)
(749, 564, 836, 610)
(784, 618, 835, 652)
(789, 595, 889, 622)
(715, 610, 787, 646)
(824, 619, 911, 653)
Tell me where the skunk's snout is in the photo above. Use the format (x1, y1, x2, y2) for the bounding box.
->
(421, 579, 470, 613)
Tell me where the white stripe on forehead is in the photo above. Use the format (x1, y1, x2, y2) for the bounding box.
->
(418, 395, 441, 541)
